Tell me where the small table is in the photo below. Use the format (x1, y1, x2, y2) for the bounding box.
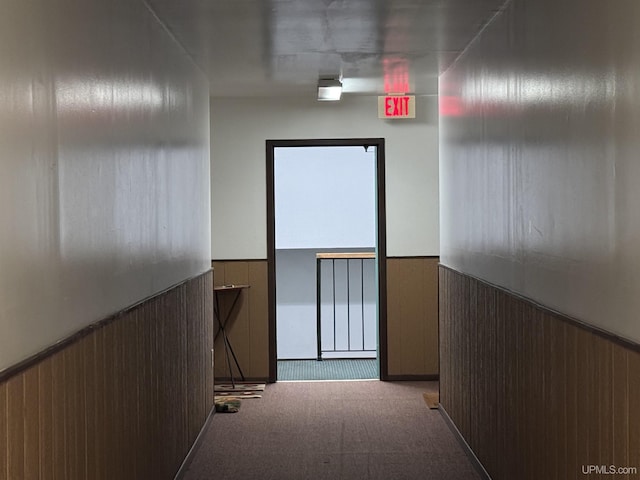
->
(214, 284, 250, 387)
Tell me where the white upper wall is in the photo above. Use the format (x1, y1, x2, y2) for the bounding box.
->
(0, 0, 211, 371)
(440, 0, 640, 343)
(210, 95, 439, 259)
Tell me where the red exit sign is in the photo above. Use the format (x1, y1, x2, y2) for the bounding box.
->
(378, 95, 415, 119)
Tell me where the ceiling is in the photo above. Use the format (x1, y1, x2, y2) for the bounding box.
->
(146, 0, 505, 98)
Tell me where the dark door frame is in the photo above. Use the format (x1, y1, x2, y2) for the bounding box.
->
(266, 138, 388, 382)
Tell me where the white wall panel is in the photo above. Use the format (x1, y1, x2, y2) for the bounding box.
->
(210, 95, 439, 259)
(0, 0, 211, 370)
(440, 0, 640, 342)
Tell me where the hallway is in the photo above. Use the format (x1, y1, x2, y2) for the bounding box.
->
(181, 381, 481, 480)
(3, 0, 640, 478)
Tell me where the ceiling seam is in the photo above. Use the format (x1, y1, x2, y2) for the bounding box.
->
(439, 0, 513, 78)
(138, 0, 209, 80)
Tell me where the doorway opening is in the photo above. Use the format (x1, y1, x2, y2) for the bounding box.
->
(266, 139, 387, 382)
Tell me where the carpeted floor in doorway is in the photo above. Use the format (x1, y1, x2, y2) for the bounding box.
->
(277, 359, 378, 381)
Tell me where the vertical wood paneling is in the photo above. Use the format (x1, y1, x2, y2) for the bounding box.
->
(565, 321, 579, 480)
(509, 295, 523, 478)
(386, 259, 404, 374)
(438, 268, 449, 406)
(149, 299, 162, 480)
(543, 313, 561, 480)
(6, 376, 24, 480)
(75, 340, 88, 480)
(597, 337, 613, 468)
(221, 262, 251, 381)
(104, 318, 122, 480)
(38, 358, 53, 480)
(576, 328, 594, 468)
(528, 310, 545, 480)
(187, 281, 204, 441)
(51, 352, 67, 480)
(0, 382, 6, 480)
(588, 335, 603, 469)
(479, 282, 497, 477)
(159, 289, 175, 478)
(213, 260, 269, 380)
(464, 277, 476, 451)
(248, 261, 269, 379)
(212, 262, 226, 285)
(214, 262, 245, 378)
(133, 309, 145, 479)
(23, 367, 40, 480)
(404, 259, 426, 373)
(82, 333, 97, 480)
(493, 288, 507, 480)
(422, 258, 439, 375)
(471, 281, 486, 469)
(135, 305, 152, 479)
(176, 285, 189, 475)
(213, 257, 439, 381)
(120, 313, 139, 479)
(201, 269, 214, 418)
(439, 266, 640, 480)
(612, 345, 628, 475)
(206, 271, 214, 401)
(494, 288, 507, 480)
(387, 257, 439, 376)
(629, 350, 640, 477)
(164, 284, 187, 478)
(92, 328, 107, 480)
(63, 344, 80, 480)
(0, 270, 213, 480)
(415, 259, 429, 373)
(461, 275, 472, 441)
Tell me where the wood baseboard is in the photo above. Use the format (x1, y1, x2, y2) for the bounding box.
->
(174, 404, 216, 480)
(439, 405, 492, 480)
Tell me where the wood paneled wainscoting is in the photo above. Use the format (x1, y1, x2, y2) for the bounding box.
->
(0, 271, 213, 480)
(212, 260, 269, 382)
(439, 265, 640, 480)
(387, 257, 439, 379)
(214, 258, 439, 382)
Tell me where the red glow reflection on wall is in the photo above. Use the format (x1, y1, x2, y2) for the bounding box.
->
(439, 96, 463, 117)
(383, 57, 410, 94)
